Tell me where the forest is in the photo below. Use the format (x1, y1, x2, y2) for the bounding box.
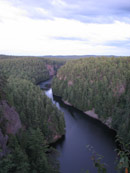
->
(52, 57, 130, 145)
(0, 55, 130, 172)
(0, 57, 66, 173)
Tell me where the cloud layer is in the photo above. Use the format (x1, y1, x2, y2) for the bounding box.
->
(9, 0, 130, 23)
(0, 0, 130, 55)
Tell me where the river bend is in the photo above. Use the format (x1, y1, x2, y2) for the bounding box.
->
(39, 79, 117, 173)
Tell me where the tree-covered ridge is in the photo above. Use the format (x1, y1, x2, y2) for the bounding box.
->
(0, 57, 65, 172)
(52, 57, 130, 144)
(0, 57, 65, 84)
(7, 77, 65, 142)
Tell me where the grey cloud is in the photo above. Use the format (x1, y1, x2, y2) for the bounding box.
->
(10, 0, 130, 23)
(105, 39, 130, 48)
(52, 36, 88, 41)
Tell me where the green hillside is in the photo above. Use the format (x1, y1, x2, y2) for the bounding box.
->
(0, 57, 65, 173)
(52, 57, 130, 144)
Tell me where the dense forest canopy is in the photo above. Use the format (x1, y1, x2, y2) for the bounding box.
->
(0, 55, 130, 172)
(52, 57, 130, 144)
(0, 57, 65, 173)
(0, 57, 66, 84)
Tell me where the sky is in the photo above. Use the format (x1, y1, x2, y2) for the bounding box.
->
(0, 0, 130, 56)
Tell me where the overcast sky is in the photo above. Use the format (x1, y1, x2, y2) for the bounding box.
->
(0, 0, 130, 56)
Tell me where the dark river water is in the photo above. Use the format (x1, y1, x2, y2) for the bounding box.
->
(39, 79, 117, 173)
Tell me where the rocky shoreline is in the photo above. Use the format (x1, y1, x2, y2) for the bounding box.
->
(61, 98, 114, 130)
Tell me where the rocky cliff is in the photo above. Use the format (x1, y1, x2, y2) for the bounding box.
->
(0, 100, 22, 158)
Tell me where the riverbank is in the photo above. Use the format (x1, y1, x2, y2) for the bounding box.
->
(43, 86, 117, 173)
(39, 78, 66, 144)
(57, 96, 116, 131)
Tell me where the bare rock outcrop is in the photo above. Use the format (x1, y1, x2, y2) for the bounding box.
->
(46, 64, 55, 76)
(0, 100, 22, 158)
(1, 100, 22, 135)
(84, 108, 99, 120)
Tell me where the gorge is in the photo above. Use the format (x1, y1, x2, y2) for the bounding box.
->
(0, 56, 129, 173)
(39, 79, 117, 173)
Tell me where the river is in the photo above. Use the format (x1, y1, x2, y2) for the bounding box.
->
(39, 79, 117, 173)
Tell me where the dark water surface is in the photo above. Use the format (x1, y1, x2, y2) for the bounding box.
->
(39, 80, 117, 173)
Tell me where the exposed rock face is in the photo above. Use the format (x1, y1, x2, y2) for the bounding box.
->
(53, 134, 63, 143)
(46, 64, 55, 76)
(85, 109, 113, 128)
(62, 100, 72, 106)
(84, 109, 113, 129)
(68, 80, 73, 86)
(0, 100, 22, 158)
(84, 108, 99, 120)
(1, 100, 22, 135)
(62, 100, 113, 129)
(104, 117, 112, 128)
